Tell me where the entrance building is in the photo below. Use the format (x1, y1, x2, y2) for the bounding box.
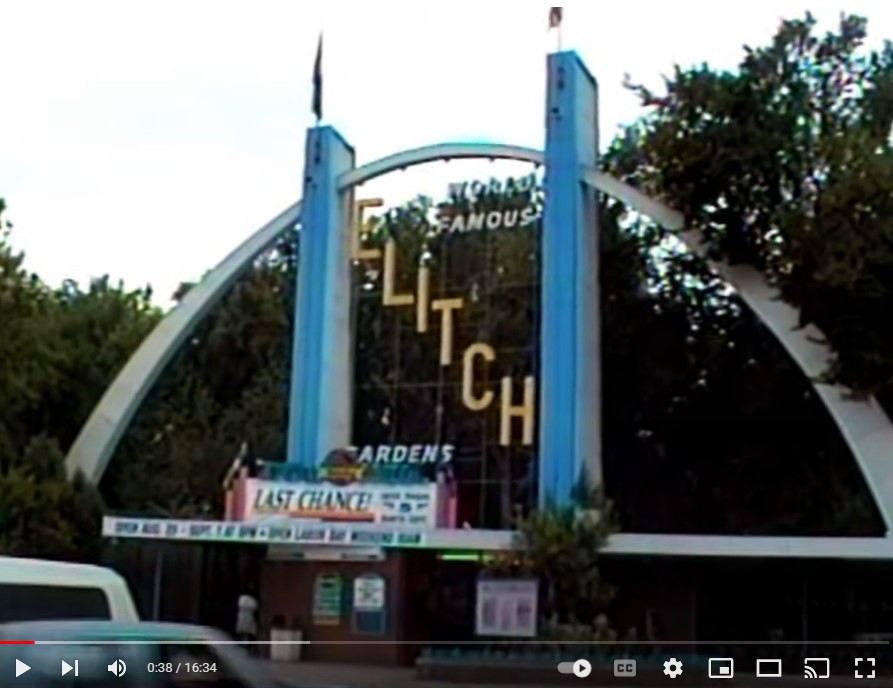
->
(79, 46, 893, 665)
(101, 51, 604, 662)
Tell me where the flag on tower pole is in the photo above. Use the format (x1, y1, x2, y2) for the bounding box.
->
(548, 7, 563, 52)
(312, 33, 323, 124)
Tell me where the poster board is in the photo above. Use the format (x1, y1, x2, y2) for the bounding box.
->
(351, 573, 387, 635)
(312, 573, 344, 626)
(475, 578, 538, 638)
(353, 574, 386, 611)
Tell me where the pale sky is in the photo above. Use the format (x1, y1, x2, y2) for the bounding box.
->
(1, 1, 889, 306)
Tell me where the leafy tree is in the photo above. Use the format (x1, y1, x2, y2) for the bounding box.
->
(596, 12, 893, 535)
(485, 491, 617, 637)
(103, 232, 297, 516)
(0, 200, 159, 561)
(0, 435, 105, 561)
(613, 12, 893, 402)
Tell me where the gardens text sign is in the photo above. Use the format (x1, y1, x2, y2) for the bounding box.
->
(351, 444, 454, 464)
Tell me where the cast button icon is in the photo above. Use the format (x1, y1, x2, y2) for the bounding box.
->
(804, 658, 829, 679)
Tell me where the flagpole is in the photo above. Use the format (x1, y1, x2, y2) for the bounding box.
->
(548, 7, 563, 54)
(312, 32, 323, 128)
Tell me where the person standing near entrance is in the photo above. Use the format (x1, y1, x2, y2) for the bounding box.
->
(236, 585, 259, 648)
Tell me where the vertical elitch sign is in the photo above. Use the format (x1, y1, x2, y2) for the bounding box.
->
(350, 179, 540, 448)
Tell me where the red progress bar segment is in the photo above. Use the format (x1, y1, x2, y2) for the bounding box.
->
(0, 641, 35, 644)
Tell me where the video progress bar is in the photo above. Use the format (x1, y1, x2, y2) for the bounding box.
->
(26, 640, 892, 645)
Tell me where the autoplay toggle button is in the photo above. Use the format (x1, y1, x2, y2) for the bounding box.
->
(573, 659, 593, 678)
(557, 659, 593, 678)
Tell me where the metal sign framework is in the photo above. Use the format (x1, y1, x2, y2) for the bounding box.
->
(67, 51, 893, 550)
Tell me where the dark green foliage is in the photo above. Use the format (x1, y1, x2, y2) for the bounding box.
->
(485, 491, 617, 635)
(0, 205, 157, 560)
(615, 13, 893, 399)
(103, 231, 298, 517)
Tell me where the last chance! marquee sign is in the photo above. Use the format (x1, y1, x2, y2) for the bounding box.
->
(242, 478, 438, 527)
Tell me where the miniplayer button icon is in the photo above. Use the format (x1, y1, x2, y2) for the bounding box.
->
(709, 658, 734, 679)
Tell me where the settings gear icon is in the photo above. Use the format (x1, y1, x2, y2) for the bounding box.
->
(663, 657, 684, 678)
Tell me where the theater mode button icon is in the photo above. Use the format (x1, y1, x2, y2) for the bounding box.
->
(757, 659, 783, 678)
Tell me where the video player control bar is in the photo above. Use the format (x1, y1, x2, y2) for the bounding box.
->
(556, 656, 882, 680)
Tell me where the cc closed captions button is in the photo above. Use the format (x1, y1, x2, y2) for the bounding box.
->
(614, 659, 637, 677)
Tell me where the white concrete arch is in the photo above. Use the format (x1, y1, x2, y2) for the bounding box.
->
(581, 167, 893, 533)
(64, 201, 301, 483)
(65, 143, 543, 484)
(65, 142, 893, 535)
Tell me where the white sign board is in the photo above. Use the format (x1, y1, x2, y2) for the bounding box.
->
(241, 479, 438, 526)
(353, 574, 386, 612)
(103, 517, 427, 548)
(475, 578, 538, 638)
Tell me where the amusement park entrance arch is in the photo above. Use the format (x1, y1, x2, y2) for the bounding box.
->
(66, 51, 893, 549)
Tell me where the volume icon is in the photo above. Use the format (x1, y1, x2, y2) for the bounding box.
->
(107, 659, 127, 677)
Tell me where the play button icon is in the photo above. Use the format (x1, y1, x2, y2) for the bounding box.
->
(573, 659, 592, 678)
(15, 659, 31, 677)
